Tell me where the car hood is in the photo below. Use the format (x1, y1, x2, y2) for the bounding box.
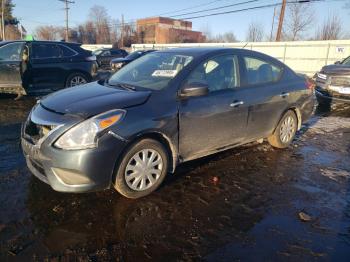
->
(321, 64, 350, 75)
(40, 81, 151, 117)
(111, 57, 132, 63)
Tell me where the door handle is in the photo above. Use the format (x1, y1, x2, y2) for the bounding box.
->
(230, 101, 244, 107)
(280, 92, 290, 98)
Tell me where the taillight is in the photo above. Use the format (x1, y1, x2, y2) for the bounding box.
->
(305, 78, 315, 90)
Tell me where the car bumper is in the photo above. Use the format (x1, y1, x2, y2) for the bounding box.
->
(21, 132, 127, 193)
(315, 88, 350, 103)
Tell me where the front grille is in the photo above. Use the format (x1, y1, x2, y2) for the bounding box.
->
(330, 76, 350, 87)
(24, 120, 55, 144)
(30, 158, 46, 177)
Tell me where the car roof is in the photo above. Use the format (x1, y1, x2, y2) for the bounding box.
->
(0, 40, 82, 46)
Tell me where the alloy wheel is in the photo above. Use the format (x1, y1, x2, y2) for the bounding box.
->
(279, 115, 296, 143)
(125, 149, 163, 191)
(70, 76, 87, 87)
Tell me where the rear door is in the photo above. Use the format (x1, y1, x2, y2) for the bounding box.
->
(179, 53, 249, 161)
(240, 55, 288, 140)
(0, 42, 24, 92)
(29, 42, 64, 91)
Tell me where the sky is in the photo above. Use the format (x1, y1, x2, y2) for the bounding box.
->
(13, 0, 350, 41)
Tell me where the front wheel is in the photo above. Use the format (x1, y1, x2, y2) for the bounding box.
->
(113, 139, 169, 199)
(268, 110, 297, 149)
(65, 73, 88, 87)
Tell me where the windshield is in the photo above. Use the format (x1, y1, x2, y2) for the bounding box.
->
(342, 56, 350, 65)
(108, 52, 194, 90)
(92, 49, 104, 55)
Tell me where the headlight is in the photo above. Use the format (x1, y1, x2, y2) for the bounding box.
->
(54, 109, 125, 150)
(114, 62, 123, 69)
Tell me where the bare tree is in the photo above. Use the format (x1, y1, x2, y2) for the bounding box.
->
(246, 22, 264, 42)
(315, 15, 342, 40)
(35, 26, 62, 40)
(89, 5, 111, 44)
(210, 32, 238, 43)
(284, 3, 314, 41)
(200, 23, 213, 42)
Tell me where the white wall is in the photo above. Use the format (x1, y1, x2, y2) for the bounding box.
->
(131, 40, 350, 76)
(81, 44, 112, 51)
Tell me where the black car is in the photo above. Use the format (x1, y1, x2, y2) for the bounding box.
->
(110, 50, 156, 71)
(0, 40, 98, 96)
(93, 48, 128, 68)
(21, 48, 314, 198)
(315, 56, 350, 106)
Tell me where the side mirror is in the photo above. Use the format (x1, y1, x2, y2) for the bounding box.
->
(180, 83, 209, 98)
(335, 61, 341, 64)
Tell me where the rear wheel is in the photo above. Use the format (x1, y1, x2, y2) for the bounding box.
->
(268, 110, 297, 149)
(65, 72, 88, 87)
(113, 139, 169, 199)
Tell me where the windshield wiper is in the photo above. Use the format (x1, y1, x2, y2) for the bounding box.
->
(106, 80, 136, 91)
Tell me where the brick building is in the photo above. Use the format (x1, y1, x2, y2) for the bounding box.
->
(136, 17, 205, 44)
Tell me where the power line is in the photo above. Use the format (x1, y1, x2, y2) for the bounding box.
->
(169, 0, 261, 18)
(158, 0, 235, 16)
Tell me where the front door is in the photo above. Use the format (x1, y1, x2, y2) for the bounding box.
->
(0, 42, 24, 94)
(179, 53, 249, 161)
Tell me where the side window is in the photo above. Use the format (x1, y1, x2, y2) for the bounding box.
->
(244, 56, 282, 85)
(186, 54, 239, 92)
(102, 50, 111, 56)
(0, 42, 24, 61)
(32, 44, 61, 59)
(59, 45, 76, 57)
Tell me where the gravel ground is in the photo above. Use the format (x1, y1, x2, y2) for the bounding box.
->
(0, 94, 349, 261)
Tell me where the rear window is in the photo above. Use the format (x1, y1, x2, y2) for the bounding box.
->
(59, 45, 76, 57)
(243, 56, 282, 85)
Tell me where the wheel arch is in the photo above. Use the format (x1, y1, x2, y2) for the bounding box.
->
(273, 107, 302, 134)
(113, 131, 178, 179)
(65, 70, 92, 85)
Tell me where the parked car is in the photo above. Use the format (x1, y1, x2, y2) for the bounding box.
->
(110, 50, 156, 72)
(21, 48, 314, 198)
(0, 40, 98, 96)
(315, 56, 350, 106)
(93, 48, 128, 68)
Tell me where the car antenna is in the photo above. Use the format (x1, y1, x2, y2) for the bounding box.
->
(242, 42, 248, 49)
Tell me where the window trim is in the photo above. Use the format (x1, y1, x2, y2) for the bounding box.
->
(183, 53, 241, 94)
(240, 55, 284, 88)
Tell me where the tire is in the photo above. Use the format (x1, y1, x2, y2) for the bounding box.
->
(268, 110, 298, 149)
(316, 95, 331, 108)
(65, 72, 89, 87)
(113, 139, 169, 199)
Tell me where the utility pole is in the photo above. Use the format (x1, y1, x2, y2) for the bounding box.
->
(275, 0, 286, 42)
(121, 14, 124, 48)
(1, 0, 6, 41)
(270, 6, 276, 41)
(58, 0, 75, 42)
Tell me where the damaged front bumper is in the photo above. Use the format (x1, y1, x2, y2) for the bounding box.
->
(21, 104, 127, 193)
